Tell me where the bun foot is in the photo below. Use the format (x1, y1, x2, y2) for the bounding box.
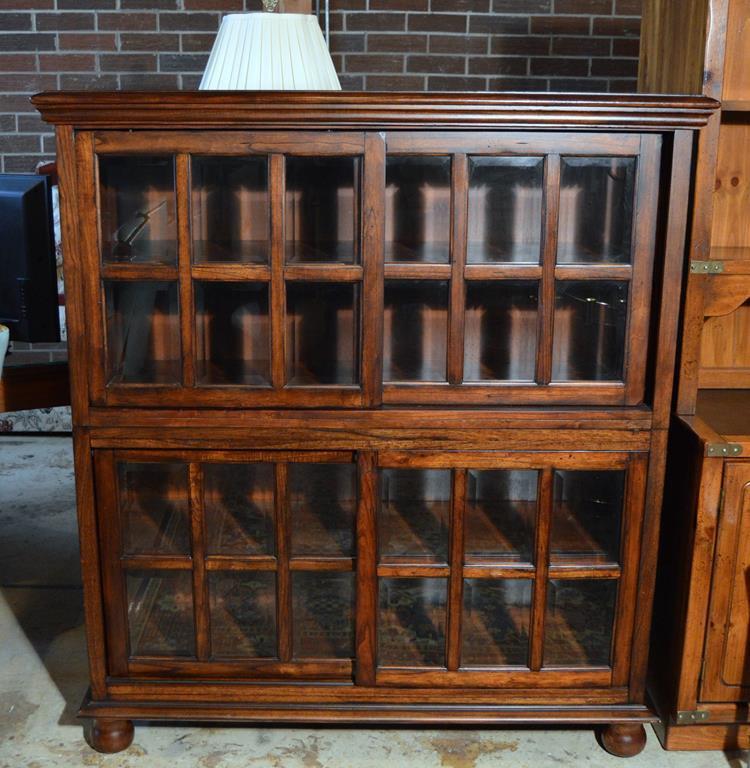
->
(83, 718, 134, 753)
(600, 723, 647, 757)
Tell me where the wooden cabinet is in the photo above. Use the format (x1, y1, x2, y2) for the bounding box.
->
(640, 0, 750, 750)
(33, 91, 714, 757)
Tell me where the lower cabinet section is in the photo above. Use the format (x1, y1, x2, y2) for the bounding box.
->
(94, 448, 647, 689)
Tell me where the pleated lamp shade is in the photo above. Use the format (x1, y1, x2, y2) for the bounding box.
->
(199, 13, 341, 90)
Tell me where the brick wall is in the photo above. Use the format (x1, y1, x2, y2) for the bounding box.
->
(0, 0, 641, 172)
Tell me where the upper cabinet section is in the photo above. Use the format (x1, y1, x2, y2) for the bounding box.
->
(76, 128, 663, 409)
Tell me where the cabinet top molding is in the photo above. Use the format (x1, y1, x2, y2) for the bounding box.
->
(32, 91, 719, 131)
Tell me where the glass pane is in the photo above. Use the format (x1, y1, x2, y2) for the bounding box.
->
(126, 570, 194, 657)
(292, 572, 354, 659)
(544, 579, 617, 667)
(378, 577, 447, 666)
(463, 281, 539, 382)
(285, 156, 360, 264)
(552, 280, 628, 381)
(385, 156, 451, 263)
(378, 469, 450, 563)
(558, 157, 635, 264)
(105, 280, 180, 384)
(194, 282, 270, 386)
(289, 463, 356, 558)
(468, 157, 543, 264)
(191, 155, 269, 264)
(551, 470, 625, 564)
(462, 579, 532, 666)
(209, 571, 276, 658)
(384, 280, 448, 382)
(464, 470, 538, 564)
(204, 463, 275, 556)
(118, 462, 190, 555)
(99, 155, 176, 265)
(286, 282, 360, 386)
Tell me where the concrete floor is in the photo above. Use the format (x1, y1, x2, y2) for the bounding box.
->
(0, 435, 741, 767)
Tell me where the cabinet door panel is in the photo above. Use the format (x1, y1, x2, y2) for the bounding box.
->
(702, 462, 750, 702)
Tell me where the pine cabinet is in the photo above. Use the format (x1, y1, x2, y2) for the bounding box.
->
(33, 91, 715, 757)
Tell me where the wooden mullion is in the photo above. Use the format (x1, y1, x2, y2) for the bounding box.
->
(529, 466, 553, 671)
(536, 155, 561, 385)
(189, 463, 210, 661)
(177, 153, 195, 388)
(284, 265, 363, 282)
(355, 451, 378, 685)
(191, 264, 271, 282)
(447, 468, 466, 671)
(270, 153, 286, 390)
(205, 557, 278, 572)
(447, 153, 468, 385)
(275, 462, 292, 662)
(362, 132, 385, 407)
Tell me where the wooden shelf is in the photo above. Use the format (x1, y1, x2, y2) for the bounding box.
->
(696, 388, 750, 442)
(722, 100, 750, 113)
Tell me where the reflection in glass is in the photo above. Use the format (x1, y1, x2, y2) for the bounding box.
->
(292, 572, 354, 659)
(384, 280, 448, 382)
(544, 579, 617, 667)
(464, 470, 538, 563)
(195, 282, 270, 386)
(558, 157, 635, 264)
(285, 156, 360, 263)
(385, 156, 451, 263)
(127, 570, 194, 657)
(551, 470, 625, 564)
(378, 578, 447, 666)
(209, 571, 276, 658)
(192, 155, 269, 264)
(105, 280, 180, 384)
(463, 281, 539, 382)
(468, 157, 543, 264)
(99, 155, 176, 265)
(204, 463, 275, 556)
(462, 579, 532, 666)
(289, 463, 356, 557)
(286, 282, 360, 386)
(552, 280, 628, 381)
(118, 462, 190, 555)
(378, 469, 451, 562)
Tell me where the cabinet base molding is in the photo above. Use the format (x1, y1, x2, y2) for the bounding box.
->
(653, 720, 750, 751)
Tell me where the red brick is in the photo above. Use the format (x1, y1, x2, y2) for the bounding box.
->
(590, 57, 637, 77)
(59, 33, 117, 50)
(531, 16, 590, 34)
(0, 0, 53, 9)
(608, 78, 637, 92)
(36, 12, 95, 30)
(468, 55, 527, 75)
(330, 32, 367, 53)
(369, 0, 428, 9)
(0, 12, 32, 29)
(366, 74, 425, 90)
(100, 53, 157, 72)
(491, 35, 550, 55)
(59, 73, 118, 88)
(183, 0, 241, 8)
(0, 115, 15, 132)
(42, 134, 56, 154)
(0, 73, 57, 91)
(39, 53, 96, 71)
(493, 0, 549, 10)
(346, 12, 405, 32)
(159, 52, 209, 72)
(120, 33, 180, 51)
(428, 75, 488, 90)
(180, 73, 203, 88)
(338, 74, 364, 90)
(409, 13, 467, 33)
(5, 155, 47, 172)
(0, 94, 37, 112)
(17, 113, 48, 132)
(159, 13, 219, 32)
(181, 33, 215, 53)
(407, 54, 466, 75)
(431, 0, 489, 11)
(555, 0, 613, 13)
(592, 16, 640, 35)
(120, 0, 177, 8)
(552, 35, 610, 56)
(119, 73, 180, 89)
(0, 53, 37, 70)
(612, 37, 639, 57)
(554, 76, 608, 89)
(0, 33, 56, 51)
(97, 12, 157, 31)
(57, 0, 115, 8)
(344, 53, 403, 73)
(469, 15, 528, 34)
(431, 34, 487, 55)
(489, 76, 548, 90)
(531, 56, 589, 76)
(0, 134, 41, 152)
(329, 0, 366, 8)
(369, 33, 427, 52)
(615, 0, 640, 13)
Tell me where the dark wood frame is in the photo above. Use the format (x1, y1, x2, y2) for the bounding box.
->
(33, 91, 715, 758)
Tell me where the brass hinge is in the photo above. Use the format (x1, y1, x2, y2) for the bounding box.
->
(691, 260, 724, 274)
(706, 442, 743, 457)
(674, 709, 710, 725)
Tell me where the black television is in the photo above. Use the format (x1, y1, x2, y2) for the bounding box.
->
(0, 173, 60, 342)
